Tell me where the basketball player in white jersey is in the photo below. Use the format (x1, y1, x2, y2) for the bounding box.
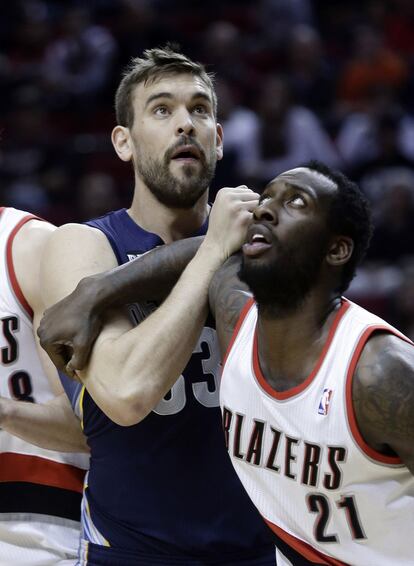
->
(38, 162, 414, 565)
(0, 207, 88, 565)
(211, 162, 414, 565)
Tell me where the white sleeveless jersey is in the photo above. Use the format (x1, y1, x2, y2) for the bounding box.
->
(0, 207, 89, 565)
(220, 297, 414, 566)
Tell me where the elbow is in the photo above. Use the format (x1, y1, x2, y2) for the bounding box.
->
(103, 385, 154, 427)
(88, 350, 162, 426)
(109, 405, 149, 427)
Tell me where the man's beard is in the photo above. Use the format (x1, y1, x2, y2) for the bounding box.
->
(135, 143, 216, 209)
(239, 231, 329, 315)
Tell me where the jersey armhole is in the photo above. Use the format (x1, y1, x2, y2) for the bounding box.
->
(6, 213, 43, 319)
(345, 325, 412, 465)
(85, 220, 122, 265)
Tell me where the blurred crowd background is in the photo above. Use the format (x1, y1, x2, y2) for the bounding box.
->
(1, 0, 413, 336)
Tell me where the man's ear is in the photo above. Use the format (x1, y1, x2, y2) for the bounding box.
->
(216, 123, 224, 161)
(111, 125, 133, 162)
(326, 236, 354, 266)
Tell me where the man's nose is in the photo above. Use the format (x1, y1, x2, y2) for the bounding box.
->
(175, 109, 195, 136)
(253, 201, 277, 223)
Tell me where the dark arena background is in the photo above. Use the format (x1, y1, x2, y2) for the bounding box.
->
(1, 0, 413, 335)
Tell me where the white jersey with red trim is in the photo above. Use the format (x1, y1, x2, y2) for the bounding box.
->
(0, 207, 88, 565)
(220, 297, 414, 566)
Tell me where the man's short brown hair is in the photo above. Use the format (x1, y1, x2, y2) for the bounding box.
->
(115, 45, 217, 128)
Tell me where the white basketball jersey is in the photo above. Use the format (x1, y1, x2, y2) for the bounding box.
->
(0, 207, 89, 565)
(220, 297, 414, 566)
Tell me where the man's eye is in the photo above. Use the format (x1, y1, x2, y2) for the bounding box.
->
(154, 106, 169, 116)
(193, 105, 208, 115)
(288, 195, 306, 207)
(258, 195, 271, 206)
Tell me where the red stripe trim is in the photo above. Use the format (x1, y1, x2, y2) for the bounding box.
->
(222, 297, 255, 366)
(5, 213, 42, 319)
(345, 325, 412, 465)
(0, 452, 85, 493)
(264, 518, 348, 565)
(253, 299, 351, 400)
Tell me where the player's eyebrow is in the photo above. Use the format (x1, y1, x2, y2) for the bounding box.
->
(285, 182, 317, 200)
(190, 91, 212, 105)
(144, 92, 173, 108)
(144, 91, 212, 109)
(262, 181, 317, 201)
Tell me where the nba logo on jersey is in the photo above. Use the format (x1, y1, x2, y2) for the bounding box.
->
(318, 388, 333, 416)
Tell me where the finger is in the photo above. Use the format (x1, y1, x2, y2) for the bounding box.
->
(70, 324, 101, 370)
(46, 343, 73, 372)
(65, 361, 82, 381)
(64, 361, 76, 379)
(225, 189, 259, 200)
(46, 348, 68, 372)
(69, 347, 91, 371)
(66, 362, 83, 384)
(235, 201, 260, 213)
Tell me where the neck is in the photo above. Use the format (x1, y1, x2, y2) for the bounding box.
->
(256, 292, 342, 391)
(128, 178, 210, 243)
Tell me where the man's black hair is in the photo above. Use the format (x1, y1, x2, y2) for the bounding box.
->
(303, 160, 373, 294)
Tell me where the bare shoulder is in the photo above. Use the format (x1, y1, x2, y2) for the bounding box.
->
(45, 222, 112, 251)
(41, 223, 119, 307)
(209, 254, 252, 357)
(353, 332, 414, 471)
(13, 219, 55, 262)
(356, 332, 414, 390)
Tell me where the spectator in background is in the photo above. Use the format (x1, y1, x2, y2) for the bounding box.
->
(210, 78, 258, 195)
(257, 0, 314, 49)
(285, 25, 336, 122)
(111, 0, 162, 62)
(242, 75, 341, 187)
(202, 21, 253, 92)
(338, 98, 414, 201)
(0, 86, 55, 216)
(0, 1, 51, 97)
(391, 260, 414, 340)
(42, 6, 117, 109)
(366, 180, 414, 263)
(383, 0, 414, 57)
(345, 173, 414, 327)
(76, 172, 121, 222)
(337, 25, 407, 112)
(337, 87, 414, 169)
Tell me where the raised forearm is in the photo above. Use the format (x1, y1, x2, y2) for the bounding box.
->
(84, 236, 204, 311)
(0, 394, 89, 453)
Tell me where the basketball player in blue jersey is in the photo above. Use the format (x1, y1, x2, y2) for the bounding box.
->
(37, 46, 275, 565)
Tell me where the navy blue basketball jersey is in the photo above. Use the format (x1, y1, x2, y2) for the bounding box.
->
(66, 209, 275, 564)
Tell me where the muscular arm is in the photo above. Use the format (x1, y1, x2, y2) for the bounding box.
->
(41, 188, 258, 426)
(353, 333, 414, 475)
(209, 254, 252, 357)
(39, 236, 204, 373)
